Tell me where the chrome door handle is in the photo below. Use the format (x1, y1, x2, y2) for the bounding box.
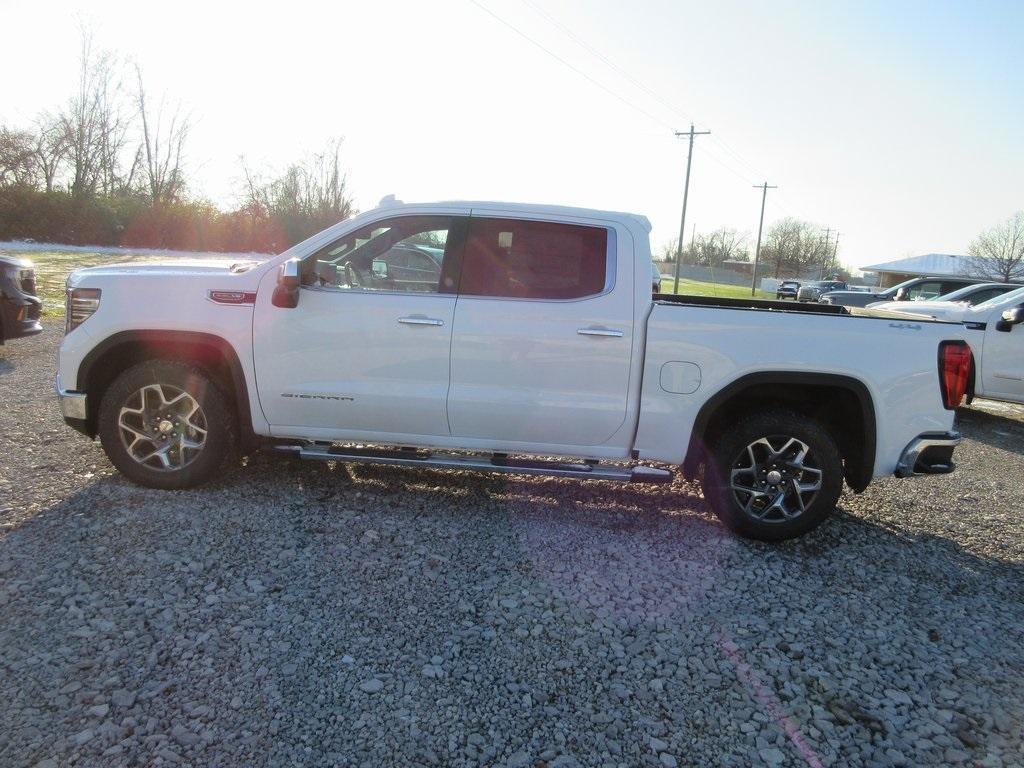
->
(397, 316, 444, 326)
(577, 327, 623, 337)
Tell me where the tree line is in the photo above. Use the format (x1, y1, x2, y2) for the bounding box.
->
(0, 31, 355, 253)
(658, 219, 848, 280)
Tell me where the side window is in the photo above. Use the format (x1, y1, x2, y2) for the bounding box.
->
(905, 281, 943, 300)
(302, 215, 457, 293)
(459, 218, 609, 300)
(969, 288, 1002, 305)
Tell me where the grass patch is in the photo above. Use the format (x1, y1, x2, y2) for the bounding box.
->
(659, 276, 772, 300)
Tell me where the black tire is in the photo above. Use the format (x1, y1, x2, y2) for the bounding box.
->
(98, 360, 237, 490)
(701, 409, 843, 542)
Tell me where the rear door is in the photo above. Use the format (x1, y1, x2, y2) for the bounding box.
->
(447, 213, 633, 448)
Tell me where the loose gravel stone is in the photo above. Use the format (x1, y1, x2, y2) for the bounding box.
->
(1, 323, 1023, 767)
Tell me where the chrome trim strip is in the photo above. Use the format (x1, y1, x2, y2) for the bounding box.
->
(397, 316, 445, 326)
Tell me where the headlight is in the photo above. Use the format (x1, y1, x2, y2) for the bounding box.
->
(65, 288, 101, 333)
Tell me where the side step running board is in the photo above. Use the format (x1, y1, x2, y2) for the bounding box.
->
(275, 444, 673, 484)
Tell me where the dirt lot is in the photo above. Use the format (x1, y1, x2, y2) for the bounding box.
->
(2, 323, 1023, 767)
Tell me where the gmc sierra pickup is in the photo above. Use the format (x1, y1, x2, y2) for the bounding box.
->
(56, 200, 971, 541)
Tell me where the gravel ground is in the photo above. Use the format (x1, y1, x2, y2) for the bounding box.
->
(2, 323, 1023, 768)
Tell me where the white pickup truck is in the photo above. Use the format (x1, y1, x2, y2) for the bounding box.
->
(57, 200, 973, 541)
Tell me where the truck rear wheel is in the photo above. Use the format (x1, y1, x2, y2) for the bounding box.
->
(701, 409, 843, 541)
(97, 360, 236, 489)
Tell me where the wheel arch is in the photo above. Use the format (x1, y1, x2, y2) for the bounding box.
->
(76, 330, 259, 450)
(682, 371, 877, 492)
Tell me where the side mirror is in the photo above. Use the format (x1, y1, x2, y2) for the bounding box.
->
(371, 259, 390, 281)
(995, 306, 1024, 333)
(272, 258, 301, 308)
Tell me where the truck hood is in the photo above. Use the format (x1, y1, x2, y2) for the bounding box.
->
(67, 258, 266, 287)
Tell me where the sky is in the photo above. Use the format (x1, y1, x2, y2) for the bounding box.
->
(1, 0, 1022, 269)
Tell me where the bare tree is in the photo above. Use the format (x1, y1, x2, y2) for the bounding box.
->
(135, 65, 190, 204)
(31, 114, 69, 192)
(690, 228, 749, 267)
(240, 138, 356, 243)
(61, 29, 135, 198)
(965, 212, 1024, 283)
(760, 218, 832, 278)
(0, 127, 37, 187)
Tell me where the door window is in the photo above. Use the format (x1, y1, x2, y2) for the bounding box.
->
(459, 217, 609, 300)
(302, 215, 459, 293)
(967, 287, 1005, 305)
(904, 281, 943, 300)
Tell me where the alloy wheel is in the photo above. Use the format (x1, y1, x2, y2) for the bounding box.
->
(729, 435, 824, 521)
(117, 383, 208, 471)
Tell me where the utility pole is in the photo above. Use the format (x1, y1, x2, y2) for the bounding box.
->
(820, 228, 832, 280)
(831, 232, 841, 276)
(673, 124, 711, 294)
(749, 182, 777, 296)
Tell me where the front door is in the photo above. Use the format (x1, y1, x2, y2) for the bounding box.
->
(253, 213, 467, 439)
(447, 214, 634, 448)
(980, 301, 1024, 403)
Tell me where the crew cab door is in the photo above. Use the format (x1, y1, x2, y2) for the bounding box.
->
(979, 300, 1024, 403)
(252, 213, 468, 438)
(447, 213, 633, 448)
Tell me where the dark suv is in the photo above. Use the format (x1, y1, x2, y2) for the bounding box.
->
(0, 254, 43, 344)
(796, 280, 847, 302)
(820, 276, 982, 308)
(775, 280, 800, 300)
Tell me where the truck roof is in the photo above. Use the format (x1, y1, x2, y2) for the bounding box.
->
(373, 197, 653, 232)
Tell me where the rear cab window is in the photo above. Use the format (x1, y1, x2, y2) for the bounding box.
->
(458, 217, 610, 300)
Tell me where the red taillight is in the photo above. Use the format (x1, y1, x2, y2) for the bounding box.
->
(939, 341, 972, 410)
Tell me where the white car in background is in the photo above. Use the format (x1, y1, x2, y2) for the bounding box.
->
(882, 286, 1024, 405)
(866, 282, 1021, 315)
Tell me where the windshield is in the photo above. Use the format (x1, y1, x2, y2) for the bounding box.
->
(974, 285, 1024, 310)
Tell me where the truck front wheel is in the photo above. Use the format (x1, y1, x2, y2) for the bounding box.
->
(701, 409, 843, 541)
(97, 360, 237, 489)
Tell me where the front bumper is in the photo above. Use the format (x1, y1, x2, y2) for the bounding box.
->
(894, 431, 961, 477)
(0, 295, 43, 341)
(56, 376, 91, 435)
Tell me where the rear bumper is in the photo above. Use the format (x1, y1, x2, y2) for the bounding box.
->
(894, 431, 961, 477)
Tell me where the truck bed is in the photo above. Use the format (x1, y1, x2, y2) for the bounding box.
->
(653, 293, 959, 324)
(653, 293, 848, 315)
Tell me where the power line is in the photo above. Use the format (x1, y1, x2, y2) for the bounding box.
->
(467, 0, 674, 131)
(517, 0, 772, 185)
